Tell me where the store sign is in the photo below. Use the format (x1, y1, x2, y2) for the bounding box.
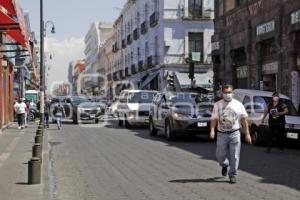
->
(256, 20, 275, 36)
(212, 42, 220, 51)
(262, 61, 278, 74)
(291, 9, 300, 25)
(236, 66, 248, 79)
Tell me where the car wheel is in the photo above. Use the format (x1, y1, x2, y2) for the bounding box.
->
(165, 120, 175, 141)
(29, 112, 35, 121)
(251, 125, 261, 146)
(149, 118, 158, 136)
(73, 115, 78, 124)
(124, 116, 131, 129)
(118, 118, 123, 126)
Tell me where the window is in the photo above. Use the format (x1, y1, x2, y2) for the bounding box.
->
(137, 48, 140, 61)
(242, 96, 251, 113)
(188, 32, 204, 62)
(235, 0, 247, 7)
(188, 0, 202, 18)
(145, 3, 148, 21)
(136, 12, 140, 26)
(154, 0, 159, 12)
(218, 0, 224, 16)
(253, 96, 267, 113)
(145, 42, 149, 60)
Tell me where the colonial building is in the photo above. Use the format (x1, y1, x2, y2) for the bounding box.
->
(212, 0, 300, 106)
(107, 0, 214, 94)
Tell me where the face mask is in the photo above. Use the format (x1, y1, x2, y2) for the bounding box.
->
(223, 93, 233, 102)
(273, 96, 279, 102)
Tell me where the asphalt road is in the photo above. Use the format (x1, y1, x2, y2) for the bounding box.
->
(47, 119, 300, 200)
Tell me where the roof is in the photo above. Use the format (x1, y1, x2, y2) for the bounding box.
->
(233, 89, 289, 99)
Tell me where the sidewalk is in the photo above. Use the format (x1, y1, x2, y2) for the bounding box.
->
(0, 123, 50, 200)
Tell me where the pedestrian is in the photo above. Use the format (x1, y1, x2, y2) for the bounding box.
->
(53, 103, 65, 130)
(210, 84, 252, 184)
(261, 92, 288, 152)
(14, 98, 27, 130)
(24, 99, 30, 128)
(44, 98, 50, 128)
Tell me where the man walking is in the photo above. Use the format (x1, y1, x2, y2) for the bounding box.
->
(14, 98, 27, 130)
(210, 85, 252, 184)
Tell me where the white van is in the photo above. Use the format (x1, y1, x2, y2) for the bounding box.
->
(118, 90, 157, 128)
(234, 89, 300, 145)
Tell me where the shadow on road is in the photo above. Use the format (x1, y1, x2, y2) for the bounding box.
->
(107, 121, 300, 191)
(169, 177, 228, 184)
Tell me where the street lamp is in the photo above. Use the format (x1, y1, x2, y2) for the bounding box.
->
(39, 0, 55, 127)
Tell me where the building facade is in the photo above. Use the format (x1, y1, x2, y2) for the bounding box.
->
(106, 0, 214, 95)
(0, 0, 32, 130)
(212, 0, 300, 106)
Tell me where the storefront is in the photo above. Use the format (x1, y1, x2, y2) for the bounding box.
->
(0, 0, 30, 130)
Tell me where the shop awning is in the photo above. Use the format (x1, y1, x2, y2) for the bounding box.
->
(140, 71, 160, 89)
(0, 1, 29, 48)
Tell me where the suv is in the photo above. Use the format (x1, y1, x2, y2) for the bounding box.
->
(149, 91, 213, 140)
(118, 90, 157, 128)
(234, 89, 300, 145)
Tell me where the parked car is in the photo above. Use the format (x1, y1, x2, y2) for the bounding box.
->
(234, 89, 300, 145)
(63, 96, 102, 124)
(108, 99, 119, 117)
(149, 91, 213, 140)
(118, 90, 157, 128)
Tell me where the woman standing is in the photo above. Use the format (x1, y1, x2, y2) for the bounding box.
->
(261, 92, 289, 152)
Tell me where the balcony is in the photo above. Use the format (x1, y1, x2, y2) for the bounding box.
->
(141, 21, 148, 35)
(133, 28, 139, 40)
(131, 64, 136, 74)
(183, 8, 204, 20)
(138, 60, 144, 71)
(122, 39, 126, 49)
(150, 12, 159, 27)
(127, 34, 132, 45)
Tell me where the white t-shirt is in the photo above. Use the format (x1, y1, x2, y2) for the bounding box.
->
(211, 99, 248, 132)
(14, 102, 27, 114)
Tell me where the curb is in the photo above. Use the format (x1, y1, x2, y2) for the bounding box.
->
(42, 129, 51, 200)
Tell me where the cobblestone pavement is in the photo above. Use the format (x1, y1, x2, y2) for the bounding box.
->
(47, 121, 300, 200)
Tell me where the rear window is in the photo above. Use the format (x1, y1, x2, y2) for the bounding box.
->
(254, 96, 298, 116)
(127, 92, 156, 103)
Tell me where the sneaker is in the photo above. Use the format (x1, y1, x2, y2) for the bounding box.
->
(229, 176, 237, 184)
(18, 127, 21, 130)
(222, 166, 228, 176)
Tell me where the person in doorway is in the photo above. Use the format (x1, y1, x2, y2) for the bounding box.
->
(14, 98, 27, 130)
(53, 103, 65, 130)
(210, 85, 252, 184)
(261, 92, 288, 152)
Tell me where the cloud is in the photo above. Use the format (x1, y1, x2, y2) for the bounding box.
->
(45, 37, 85, 92)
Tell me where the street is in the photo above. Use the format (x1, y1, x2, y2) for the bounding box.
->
(47, 120, 300, 200)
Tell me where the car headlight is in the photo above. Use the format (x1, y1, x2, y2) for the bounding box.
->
(173, 112, 191, 119)
(128, 110, 137, 117)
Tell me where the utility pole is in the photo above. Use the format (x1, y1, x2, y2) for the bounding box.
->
(39, 0, 45, 127)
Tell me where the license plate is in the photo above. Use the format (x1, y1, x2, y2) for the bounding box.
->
(90, 114, 95, 118)
(145, 119, 149, 122)
(197, 122, 207, 127)
(287, 132, 298, 139)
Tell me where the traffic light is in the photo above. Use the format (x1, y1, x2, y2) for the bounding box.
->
(167, 73, 175, 87)
(189, 61, 194, 80)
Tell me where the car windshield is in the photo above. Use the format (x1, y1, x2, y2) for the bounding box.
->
(72, 97, 91, 105)
(127, 92, 156, 103)
(254, 96, 298, 116)
(168, 93, 201, 105)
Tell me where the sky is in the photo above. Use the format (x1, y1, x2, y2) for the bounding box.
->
(19, 0, 126, 89)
